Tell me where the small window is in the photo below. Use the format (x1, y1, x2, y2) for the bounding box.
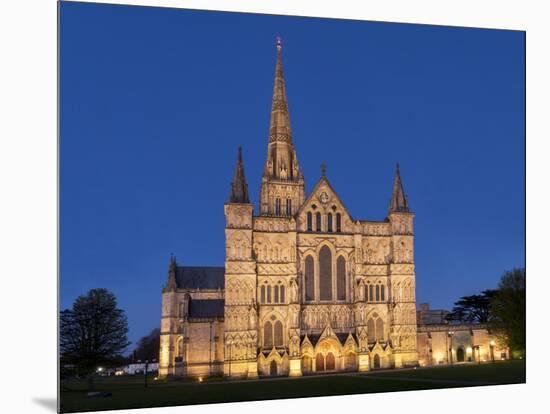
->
(307, 212, 312, 231)
(369, 285, 374, 302)
(336, 213, 342, 232)
(261, 285, 266, 303)
(376, 285, 380, 302)
(316, 212, 322, 232)
(327, 213, 333, 232)
(274, 285, 279, 303)
(280, 285, 285, 303)
(267, 285, 272, 303)
(275, 198, 281, 215)
(286, 199, 292, 216)
(381, 285, 385, 302)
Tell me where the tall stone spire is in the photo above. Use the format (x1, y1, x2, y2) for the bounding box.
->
(229, 146, 250, 204)
(263, 37, 301, 182)
(389, 163, 410, 213)
(260, 37, 305, 216)
(269, 36, 292, 145)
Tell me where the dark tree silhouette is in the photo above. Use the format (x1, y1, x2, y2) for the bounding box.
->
(60, 288, 130, 387)
(133, 328, 160, 362)
(489, 268, 526, 357)
(445, 289, 497, 323)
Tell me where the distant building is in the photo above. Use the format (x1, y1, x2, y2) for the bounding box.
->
(122, 362, 159, 375)
(416, 303, 449, 325)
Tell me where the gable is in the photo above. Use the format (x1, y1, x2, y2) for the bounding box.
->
(296, 176, 354, 233)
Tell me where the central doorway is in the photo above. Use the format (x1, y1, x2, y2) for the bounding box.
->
(326, 352, 335, 370)
(270, 360, 278, 376)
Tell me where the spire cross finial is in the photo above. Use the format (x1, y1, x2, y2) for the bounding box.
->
(321, 163, 327, 176)
(276, 35, 282, 50)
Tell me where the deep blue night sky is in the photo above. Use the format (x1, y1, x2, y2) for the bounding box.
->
(60, 2, 525, 348)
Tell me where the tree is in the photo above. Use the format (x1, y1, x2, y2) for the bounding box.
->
(489, 268, 526, 357)
(133, 328, 160, 362)
(60, 288, 130, 387)
(445, 289, 497, 323)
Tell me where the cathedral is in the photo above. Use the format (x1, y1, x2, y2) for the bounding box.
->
(158, 39, 501, 379)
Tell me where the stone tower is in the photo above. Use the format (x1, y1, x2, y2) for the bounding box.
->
(259, 37, 305, 217)
(387, 164, 419, 367)
(223, 147, 258, 378)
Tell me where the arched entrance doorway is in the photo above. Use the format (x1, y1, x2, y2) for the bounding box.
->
(373, 354, 381, 369)
(326, 352, 335, 370)
(315, 353, 325, 371)
(344, 352, 357, 371)
(270, 360, 278, 376)
(302, 355, 312, 374)
(456, 347, 465, 362)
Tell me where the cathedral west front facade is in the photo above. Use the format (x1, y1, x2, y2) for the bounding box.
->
(158, 38, 420, 379)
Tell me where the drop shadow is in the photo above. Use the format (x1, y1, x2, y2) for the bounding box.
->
(32, 397, 58, 412)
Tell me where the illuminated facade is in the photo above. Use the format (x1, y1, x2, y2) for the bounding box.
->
(158, 39, 499, 379)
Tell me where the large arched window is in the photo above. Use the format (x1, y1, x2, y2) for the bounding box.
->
(305, 256, 315, 301)
(376, 318, 384, 341)
(327, 213, 333, 232)
(316, 212, 322, 231)
(264, 321, 273, 348)
(319, 246, 332, 301)
(367, 318, 375, 342)
(307, 212, 312, 231)
(274, 320, 283, 346)
(336, 256, 346, 300)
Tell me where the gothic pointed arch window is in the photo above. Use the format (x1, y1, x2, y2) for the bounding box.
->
(264, 321, 273, 348)
(319, 246, 332, 301)
(273, 320, 283, 346)
(369, 284, 374, 302)
(260, 285, 266, 303)
(286, 198, 292, 216)
(380, 284, 385, 302)
(327, 213, 333, 232)
(336, 256, 346, 301)
(279, 284, 285, 303)
(367, 318, 375, 342)
(305, 255, 315, 301)
(336, 213, 342, 232)
(307, 212, 313, 231)
(376, 318, 384, 341)
(267, 285, 272, 303)
(376, 285, 380, 301)
(273, 285, 279, 303)
(316, 212, 322, 232)
(275, 198, 281, 215)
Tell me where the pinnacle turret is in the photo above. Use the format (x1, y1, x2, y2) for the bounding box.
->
(389, 163, 410, 213)
(229, 147, 250, 204)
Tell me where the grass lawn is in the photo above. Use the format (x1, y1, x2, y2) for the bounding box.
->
(59, 360, 525, 413)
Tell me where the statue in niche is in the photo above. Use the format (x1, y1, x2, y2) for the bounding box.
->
(248, 300, 257, 330)
(290, 277, 299, 303)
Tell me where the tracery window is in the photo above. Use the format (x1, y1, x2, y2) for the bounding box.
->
(264, 321, 273, 348)
(305, 255, 315, 301)
(273, 320, 283, 346)
(336, 256, 346, 300)
(319, 246, 332, 301)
